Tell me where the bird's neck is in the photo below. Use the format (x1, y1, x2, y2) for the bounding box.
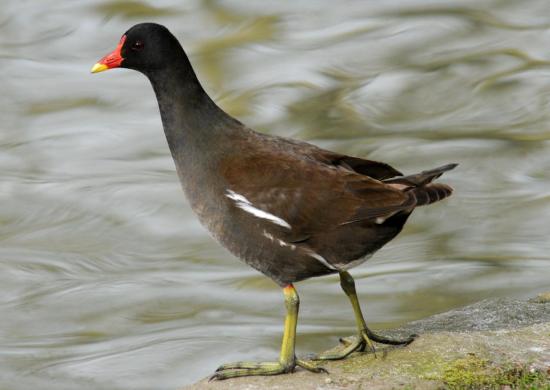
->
(147, 62, 238, 162)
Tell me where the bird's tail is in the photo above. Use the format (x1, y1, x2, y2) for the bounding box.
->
(384, 163, 457, 206)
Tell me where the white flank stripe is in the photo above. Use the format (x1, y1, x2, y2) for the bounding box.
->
(226, 190, 291, 229)
(262, 231, 275, 241)
(277, 239, 296, 250)
(263, 230, 296, 250)
(307, 251, 339, 271)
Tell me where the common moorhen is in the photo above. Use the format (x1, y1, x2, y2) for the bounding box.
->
(92, 23, 457, 380)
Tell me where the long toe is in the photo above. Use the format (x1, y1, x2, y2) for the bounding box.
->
(296, 358, 328, 373)
(210, 358, 327, 380)
(313, 337, 364, 361)
(210, 362, 288, 381)
(215, 361, 283, 372)
(364, 328, 417, 346)
(313, 329, 417, 361)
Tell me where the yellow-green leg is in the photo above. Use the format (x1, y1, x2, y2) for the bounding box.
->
(210, 284, 326, 380)
(316, 271, 416, 360)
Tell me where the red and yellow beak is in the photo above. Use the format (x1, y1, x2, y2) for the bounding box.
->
(91, 35, 127, 73)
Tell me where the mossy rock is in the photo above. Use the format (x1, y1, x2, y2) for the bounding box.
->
(186, 295, 550, 390)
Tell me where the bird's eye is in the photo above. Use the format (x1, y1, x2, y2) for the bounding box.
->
(131, 40, 144, 51)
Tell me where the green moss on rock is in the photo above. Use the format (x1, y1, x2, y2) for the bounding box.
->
(186, 296, 550, 390)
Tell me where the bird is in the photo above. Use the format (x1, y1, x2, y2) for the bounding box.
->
(91, 23, 457, 380)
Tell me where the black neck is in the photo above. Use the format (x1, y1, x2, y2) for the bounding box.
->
(146, 57, 238, 162)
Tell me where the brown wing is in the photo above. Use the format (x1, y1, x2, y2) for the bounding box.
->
(220, 142, 414, 267)
(216, 130, 456, 276)
(259, 134, 404, 180)
(311, 150, 403, 180)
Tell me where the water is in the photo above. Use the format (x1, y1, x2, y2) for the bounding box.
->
(1, 0, 550, 389)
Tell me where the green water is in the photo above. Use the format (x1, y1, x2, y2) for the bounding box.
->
(1, 0, 550, 389)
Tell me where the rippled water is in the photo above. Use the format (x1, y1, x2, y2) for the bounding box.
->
(2, 0, 550, 389)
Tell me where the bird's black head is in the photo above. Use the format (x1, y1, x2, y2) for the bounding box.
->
(91, 23, 185, 75)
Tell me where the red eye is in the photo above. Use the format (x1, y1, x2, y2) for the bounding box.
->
(132, 40, 144, 51)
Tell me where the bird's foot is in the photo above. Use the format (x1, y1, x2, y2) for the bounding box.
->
(209, 357, 327, 380)
(363, 327, 416, 347)
(314, 328, 416, 361)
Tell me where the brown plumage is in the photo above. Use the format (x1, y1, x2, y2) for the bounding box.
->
(92, 23, 459, 379)
(91, 22, 457, 287)
(217, 129, 456, 285)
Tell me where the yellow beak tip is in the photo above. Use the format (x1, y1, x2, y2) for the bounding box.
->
(91, 63, 109, 74)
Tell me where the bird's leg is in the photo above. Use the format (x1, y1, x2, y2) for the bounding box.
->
(315, 271, 416, 361)
(210, 284, 326, 380)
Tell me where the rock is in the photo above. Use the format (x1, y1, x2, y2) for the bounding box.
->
(184, 294, 550, 390)
(530, 292, 550, 304)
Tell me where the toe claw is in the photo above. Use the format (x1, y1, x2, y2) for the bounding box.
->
(296, 358, 329, 374)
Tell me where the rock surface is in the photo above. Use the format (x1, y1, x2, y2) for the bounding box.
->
(185, 293, 550, 389)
